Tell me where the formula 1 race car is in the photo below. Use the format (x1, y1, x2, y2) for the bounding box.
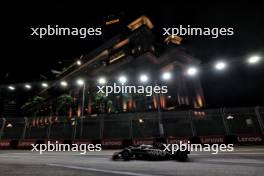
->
(112, 143, 190, 161)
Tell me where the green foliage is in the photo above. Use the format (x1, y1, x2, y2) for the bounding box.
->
(93, 92, 116, 113)
(56, 94, 73, 116)
(21, 96, 44, 116)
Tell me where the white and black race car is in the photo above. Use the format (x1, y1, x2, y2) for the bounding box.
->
(112, 143, 190, 161)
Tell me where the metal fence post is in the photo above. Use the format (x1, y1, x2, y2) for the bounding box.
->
(254, 106, 264, 135)
(99, 115, 104, 139)
(188, 110, 197, 136)
(154, 80, 164, 138)
(72, 116, 77, 140)
(221, 108, 231, 135)
(47, 118, 52, 139)
(21, 117, 28, 139)
(80, 116, 84, 138)
(129, 116, 133, 140)
(0, 118, 6, 140)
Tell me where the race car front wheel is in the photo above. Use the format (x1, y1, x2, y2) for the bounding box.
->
(121, 150, 131, 161)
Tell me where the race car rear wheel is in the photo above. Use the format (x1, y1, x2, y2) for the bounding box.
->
(121, 150, 131, 161)
(112, 154, 119, 160)
(176, 151, 188, 162)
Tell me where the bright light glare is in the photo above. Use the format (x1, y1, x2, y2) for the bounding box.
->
(227, 115, 234, 120)
(186, 67, 198, 76)
(118, 76, 127, 84)
(247, 55, 261, 64)
(76, 60, 82, 66)
(162, 72, 171, 80)
(98, 77, 106, 85)
(25, 84, 32, 89)
(139, 119, 144, 123)
(139, 74, 149, 83)
(215, 61, 227, 70)
(6, 123, 13, 128)
(76, 79, 84, 86)
(8, 86, 15, 90)
(60, 81, 68, 87)
(41, 83, 48, 88)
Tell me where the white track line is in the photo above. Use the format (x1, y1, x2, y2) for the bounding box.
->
(48, 163, 162, 176)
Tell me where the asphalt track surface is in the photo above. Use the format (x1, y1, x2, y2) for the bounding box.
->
(0, 146, 264, 176)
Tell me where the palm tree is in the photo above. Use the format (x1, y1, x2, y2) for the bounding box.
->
(56, 94, 73, 117)
(93, 92, 116, 113)
(21, 96, 44, 117)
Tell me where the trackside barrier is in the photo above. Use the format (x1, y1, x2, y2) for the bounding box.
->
(1, 106, 264, 149)
(1, 135, 264, 150)
(101, 139, 123, 149)
(167, 136, 190, 144)
(0, 139, 11, 149)
(132, 137, 154, 145)
(236, 134, 263, 144)
(17, 139, 36, 149)
(72, 139, 92, 145)
(199, 135, 225, 144)
(44, 139, 64, 144)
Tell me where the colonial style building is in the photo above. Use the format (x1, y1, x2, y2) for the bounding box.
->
(38, 16, 205, 117)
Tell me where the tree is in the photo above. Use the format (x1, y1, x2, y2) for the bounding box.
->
(92, 92, 116, 114)
(56, 94, 73, 117)
(21, 96, 44, 117)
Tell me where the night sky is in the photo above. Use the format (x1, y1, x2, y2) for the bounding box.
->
(1, 0, 264, 107)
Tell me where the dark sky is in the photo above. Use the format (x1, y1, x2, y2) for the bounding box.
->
(1, 0, 264, 107)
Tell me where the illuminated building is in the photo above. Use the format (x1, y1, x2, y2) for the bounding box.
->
(37, 16, 206, 115)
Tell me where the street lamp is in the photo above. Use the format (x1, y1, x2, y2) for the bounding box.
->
(153, 72, 173, 138)
(118, 75, 127, 84)
(98, 77, 106, 85)
(247, 55, 261, 64)
(186, 67, 198, 76)
(24, 84, 32, 90)
(41, 82, 48, 88)
(8, 86, 15, 91)
(162, 72, 172, 80)
(215, 61, 227, 70)
(60, 81, 68, 87)
(76, 78, 86, 139)
(227, 115, 234, 120)
(139, 118, 144, 123)
(76, 79, 84, 86)
(139, 74, 149, 83)
(76, 60, 82, 66)
(6, 123, 13, 128)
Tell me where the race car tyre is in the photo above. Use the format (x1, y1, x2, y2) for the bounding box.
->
(176, 151, 188, 162)
(112, 154, 119, 160)
(121, 150, 131, 161)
